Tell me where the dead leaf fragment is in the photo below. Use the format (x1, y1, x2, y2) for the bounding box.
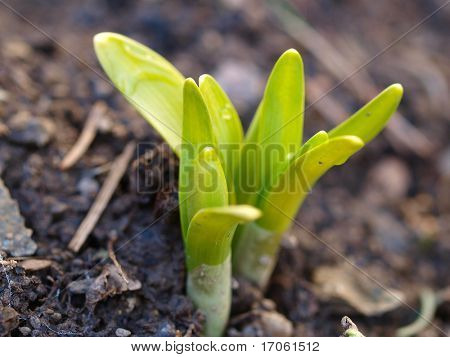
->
(67, 264, 141, 306)
(313, 263, 405, 316)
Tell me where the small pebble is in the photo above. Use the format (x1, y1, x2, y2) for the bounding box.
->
(438, 146, 450, 177)
(260, 298, 276, 311)
(7, 111, 55, 147)
(77, 176, 99, 197)
(29, 315, 41, 329)
(366, 157, 411, 203)
(156, 320, 176, 337)
(213, 60, 263, 114)
(115, 328, 131, 337)
(19, 326, 31, 336)
(51, 313, 62, 323)
(259, 311, 293, 337)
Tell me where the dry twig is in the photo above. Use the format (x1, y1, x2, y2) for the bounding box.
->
(60, 101, 108, 170)
(107, 231, 129, 284)
(68, 141, 135, 252)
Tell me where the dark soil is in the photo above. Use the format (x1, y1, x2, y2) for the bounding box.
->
(0, 0, 449, 336)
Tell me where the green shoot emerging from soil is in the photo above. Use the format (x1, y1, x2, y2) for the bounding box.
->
(94, 32, 403, 335)
(94, 33, 261, 336)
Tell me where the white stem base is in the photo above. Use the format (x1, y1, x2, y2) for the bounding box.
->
(187, 255, 231, 336)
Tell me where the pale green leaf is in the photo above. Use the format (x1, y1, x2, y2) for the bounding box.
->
(180, 146, 228, 241)
(243, 102, 262, 144)
(298, 130, 329, 157)
(237, 49, 305, 206)
(186, 205, 261, 269)
(258, 136, 364, 232)
(328, 84, 403, 144)
(180, 78, 216, 153)
(179, 79, 224, 239)
(199, 74, 243, 202)
(94, 32, 185, 154)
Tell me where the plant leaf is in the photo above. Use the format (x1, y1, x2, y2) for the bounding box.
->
(328, 84, 403, 144)
(186, 205, 261, 270)
(237, 49, 305, 206)
(179, 79, 223, 238)
(180, 78, 216, 153)
(199, 74, 243, 203)
(298, 130, 329, 157)
(258, 136, 364, 232)
(94, 32, 185, 154)
(180, 146, 228, 241)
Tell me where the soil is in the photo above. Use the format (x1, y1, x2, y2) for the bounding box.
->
(0, 0, 449, 337)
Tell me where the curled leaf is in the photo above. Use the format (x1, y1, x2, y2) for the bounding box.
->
(186, 205, 261, 270)
(94, 32, 185, 154)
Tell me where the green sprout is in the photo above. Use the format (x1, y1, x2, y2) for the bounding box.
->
(232, 51, 403, 288)
(94, 33, 260, 336)
(94, 32, 403, 335)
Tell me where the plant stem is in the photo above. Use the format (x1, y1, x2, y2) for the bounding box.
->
(187, 255, 231, 336)
(232, 222, 282, 289)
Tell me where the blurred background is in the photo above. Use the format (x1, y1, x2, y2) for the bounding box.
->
(0, 0, 448, 336)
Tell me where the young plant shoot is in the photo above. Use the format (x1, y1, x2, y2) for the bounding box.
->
(232, 52, 403, 288)
(94, 33, 260, 336)
(94, 32, 403, 333)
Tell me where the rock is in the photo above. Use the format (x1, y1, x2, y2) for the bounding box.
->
(437, 146, 450, 177)
(370, 210, 411, 253)
(212, 60, 263, 115)
(0, 307, 19, 336)
(365, 157, 411, 204)
(260, 298, 276, 311)
(259, 310, 293, 337)
(29, 315, 41, 329)
(7, 111, 55, 147)
(77, 176, 99, 197)
(155, 320, 176, 337)
(0, 178, 37, 256)
(2, 40, 32, 60)
(115, 328, 131, 337)
(19, 326, 31, 336)
(0, 87, 9, 102)
(50, 313, 62, 323)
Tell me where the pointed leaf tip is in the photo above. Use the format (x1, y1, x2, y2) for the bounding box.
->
(258, 135, 364, 232)
(198, 73, 213, 86)
(388, 83, 404, 97)
(281, 48, 302, 60)
(93, 32, 119, 47)
(328, 84, 404, 145)
(198, 73, 243, 203)
(184, 77, 199, 89)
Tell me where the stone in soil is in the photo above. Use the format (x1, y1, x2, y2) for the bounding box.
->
(7, 111, 55, 147)
(0, 178, 36, 256)
(0, 306, 19, 336)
